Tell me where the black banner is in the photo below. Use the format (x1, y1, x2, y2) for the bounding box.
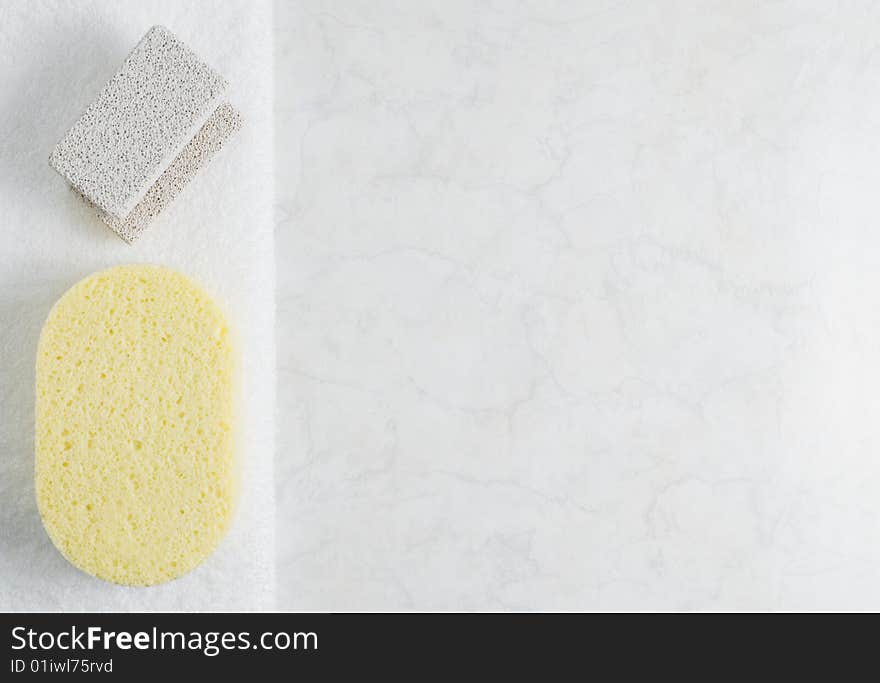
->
(0, 611, 839, 675)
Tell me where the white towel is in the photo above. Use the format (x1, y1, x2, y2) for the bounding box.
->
(0, 0, 275, 610)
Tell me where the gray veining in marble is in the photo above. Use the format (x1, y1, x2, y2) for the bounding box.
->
(274, 0, 880, 610)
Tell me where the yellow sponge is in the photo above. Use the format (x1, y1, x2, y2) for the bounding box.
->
(35, 265, 236, 586)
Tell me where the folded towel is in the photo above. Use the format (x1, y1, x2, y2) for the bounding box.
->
(0, 0, 274, 611)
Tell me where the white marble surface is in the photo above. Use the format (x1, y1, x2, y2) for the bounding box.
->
(274, 1, 880, 610)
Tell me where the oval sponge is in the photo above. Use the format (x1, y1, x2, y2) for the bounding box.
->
(35, 265, 236, 586)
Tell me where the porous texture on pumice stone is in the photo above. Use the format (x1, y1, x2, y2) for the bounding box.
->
(85, 103, 243, 243)
(49, 25, 227, 219)
(34, 265, 237, 586)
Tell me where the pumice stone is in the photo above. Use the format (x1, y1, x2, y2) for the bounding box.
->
(49, 25, 242, 243)
(35, 265, 237, 586)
